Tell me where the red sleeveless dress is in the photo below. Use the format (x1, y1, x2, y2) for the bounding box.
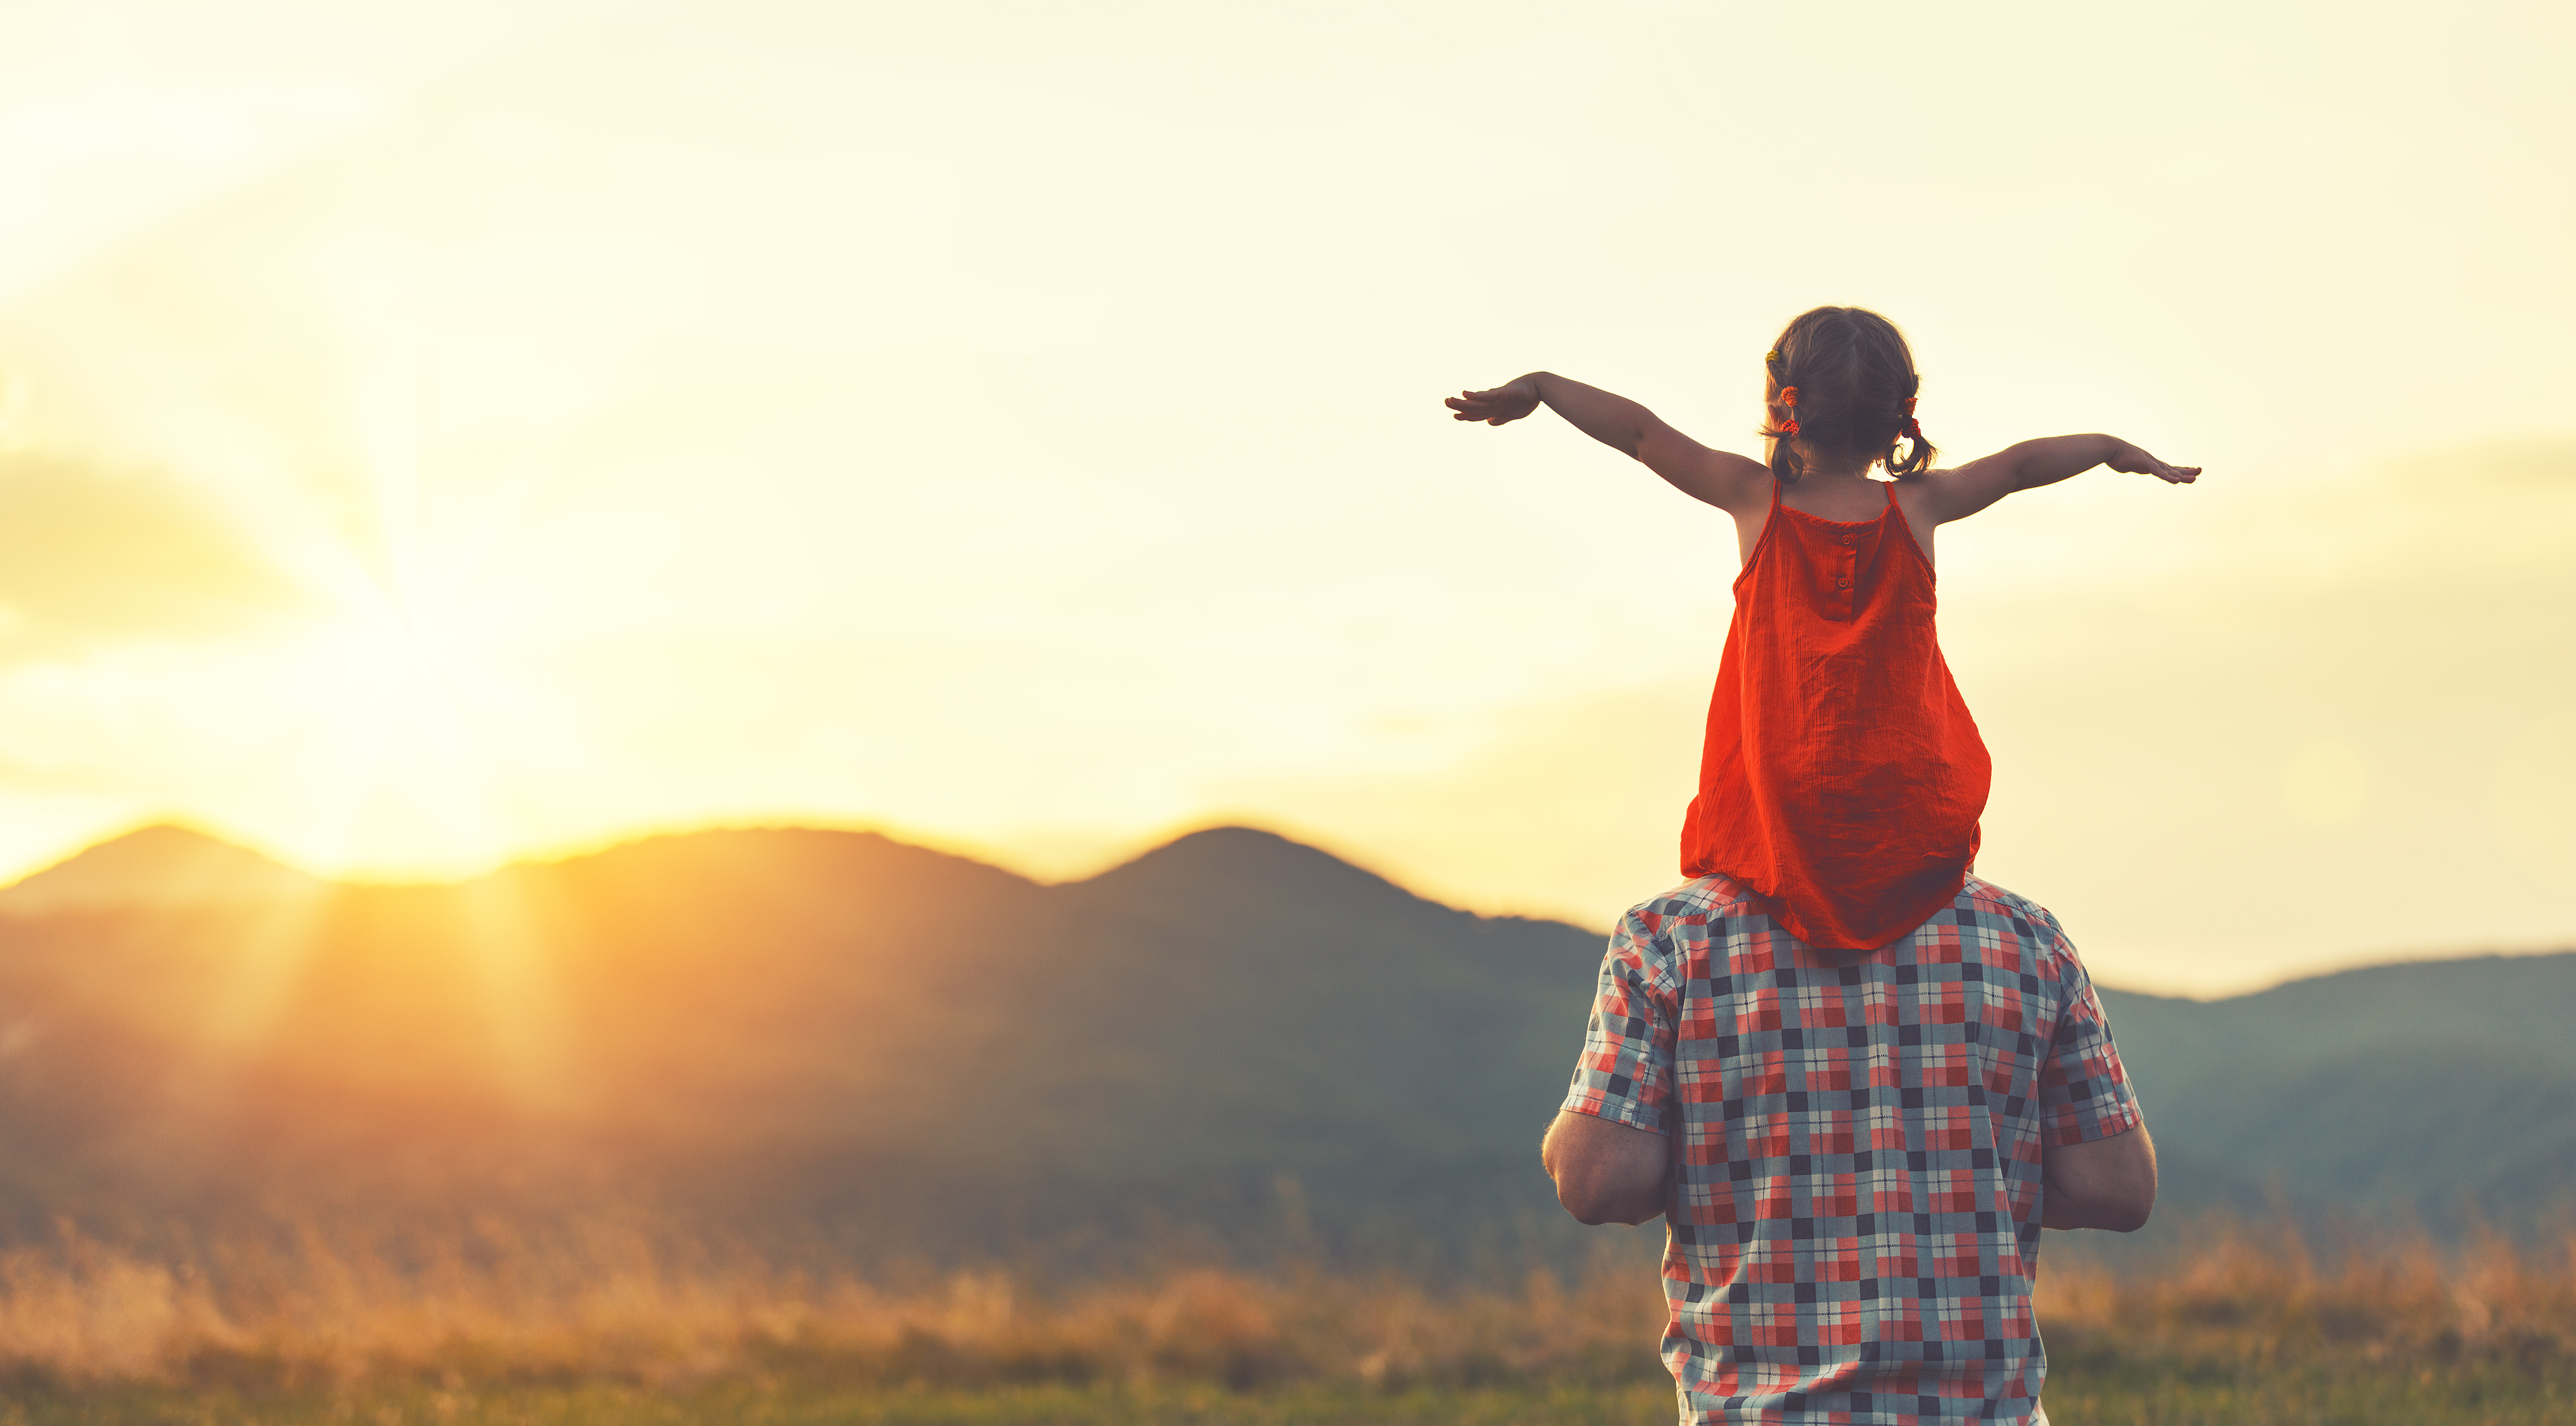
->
(1680, 480, 1990, 950)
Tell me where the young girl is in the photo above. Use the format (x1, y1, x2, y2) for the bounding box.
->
(1447, 305, 2198, 951)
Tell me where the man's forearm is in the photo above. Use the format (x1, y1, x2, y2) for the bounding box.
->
(1526, 372, 1660, 459)
(1540, 1108, 1672, 1225)
(1553, 1161, 1668, 1226)
(2040, 1123, 2158, 1232)
(1590, 1177, 1668, 1225)
(2040, 1173, 2110, 1229)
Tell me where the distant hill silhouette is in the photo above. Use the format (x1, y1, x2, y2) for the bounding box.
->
(0, 823, 2564, 1263)
(2095, 958, 2576, 1231)
(0, 822, 325, 914)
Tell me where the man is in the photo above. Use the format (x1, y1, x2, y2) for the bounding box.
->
(1543, 875, 2155, 1426)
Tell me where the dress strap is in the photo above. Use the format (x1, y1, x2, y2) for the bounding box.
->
(1881, 480, 1914, 533)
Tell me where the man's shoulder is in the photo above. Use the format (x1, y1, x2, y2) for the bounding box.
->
(1948, 876, 2103, 1001)
(1603, 877, 1761, 986)
(1954, 876, 2072, 946)
(1621, 874, 1765, 929)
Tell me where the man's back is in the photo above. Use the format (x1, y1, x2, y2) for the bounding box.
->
(1560, 874, 2142, 1425)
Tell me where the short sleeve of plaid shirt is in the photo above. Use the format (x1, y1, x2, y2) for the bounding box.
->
(2032, 911, 2143, 1147)
(1562, 900, 1680, 1137)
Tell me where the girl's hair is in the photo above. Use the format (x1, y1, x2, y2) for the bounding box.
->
(1760, 306, 1937, 484)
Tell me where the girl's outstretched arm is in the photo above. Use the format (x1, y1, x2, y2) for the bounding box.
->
(1448, 372, 1770, 514)
(1920, 435, 2198, 526)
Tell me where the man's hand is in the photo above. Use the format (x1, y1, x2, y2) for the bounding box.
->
(1541, 1108, 1670, 1225)
(2103, 441, 2200, 485)
(1446, 378, 1542, 425)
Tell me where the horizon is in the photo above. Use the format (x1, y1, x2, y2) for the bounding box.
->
(18, 812, 2569, 1003)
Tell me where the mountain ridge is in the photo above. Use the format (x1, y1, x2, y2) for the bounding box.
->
(0, 822, 326, 914)
(13, 819, 2563, 1005)
(0, 819, 2563, 1257)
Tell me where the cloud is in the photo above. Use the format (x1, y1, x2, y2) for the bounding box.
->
(0, 450, 310, 656)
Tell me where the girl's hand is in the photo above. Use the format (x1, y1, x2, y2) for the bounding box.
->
(2106, 442, 2201, 484)
(1446, 378, 1542, 425)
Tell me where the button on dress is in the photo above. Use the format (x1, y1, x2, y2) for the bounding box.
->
(1679, 479, 1991, 950)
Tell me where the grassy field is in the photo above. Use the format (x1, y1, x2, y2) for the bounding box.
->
(0, 1218, 2565, 1424)
(0, 1370, 2564, 1426)
(0, 1382, 1685, 1425)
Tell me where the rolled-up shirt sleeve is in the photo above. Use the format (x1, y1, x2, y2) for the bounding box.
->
(1562, 907, 1680, 1136)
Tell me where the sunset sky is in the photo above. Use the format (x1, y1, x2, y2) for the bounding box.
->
(0, 0, 2569, 995)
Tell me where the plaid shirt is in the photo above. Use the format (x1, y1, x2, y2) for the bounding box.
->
(1565, 875, 2139, 1425)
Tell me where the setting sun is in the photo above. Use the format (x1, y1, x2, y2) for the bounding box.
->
(0, 0, 2568, 999)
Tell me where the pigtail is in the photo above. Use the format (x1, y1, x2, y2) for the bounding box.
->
(1768, 430, 1803, 485)
(1886, 386, 1937, 479)
(1762, 346, 1805, 484)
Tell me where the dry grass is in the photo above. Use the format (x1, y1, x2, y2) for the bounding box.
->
(2036, 1220, 2576, 1372)
(0, 1216, 1668, 1394)
(0, 1214, 2567, 1423)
